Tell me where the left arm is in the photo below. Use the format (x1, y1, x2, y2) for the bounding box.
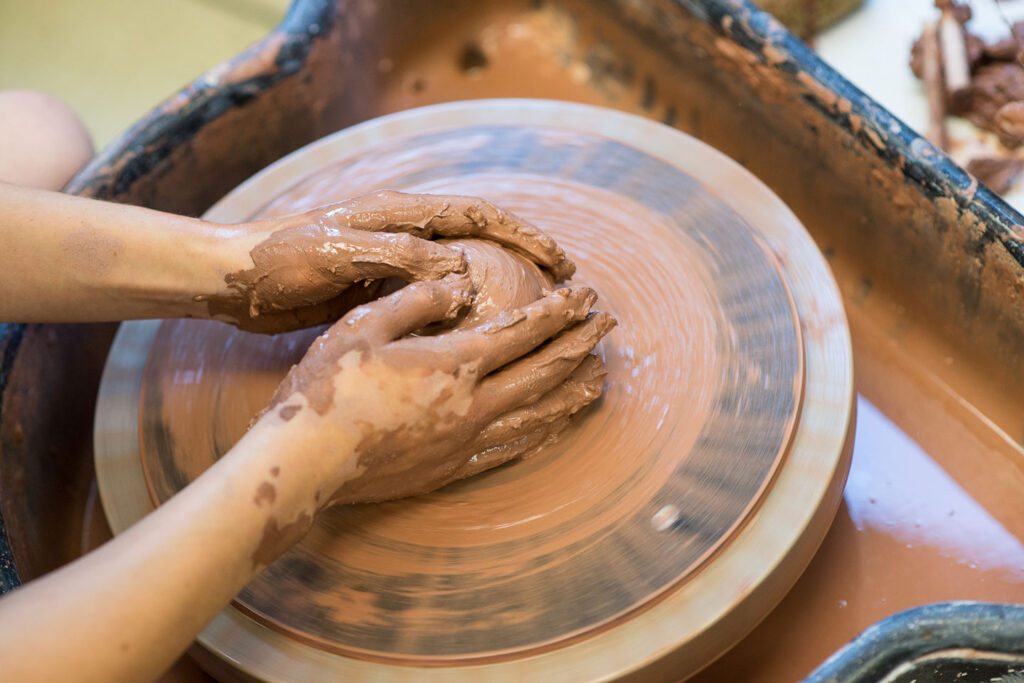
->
(0, 181, 233, 323)
(0, 184, 574, 333)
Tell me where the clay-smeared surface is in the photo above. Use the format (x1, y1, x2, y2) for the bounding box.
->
(137, 126, 803, 660)
(251, 512, 313, 570)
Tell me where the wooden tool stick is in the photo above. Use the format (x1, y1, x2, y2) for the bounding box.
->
(939, 10, 971, 102)
(923, 21, 950, 150)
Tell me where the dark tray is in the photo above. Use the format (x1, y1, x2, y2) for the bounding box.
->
(807, 602, 1024, 682)
(1, 1, 1022, 680)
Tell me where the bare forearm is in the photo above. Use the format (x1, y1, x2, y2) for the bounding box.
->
(0, 182, 239, 322)
(0, 418, 339, 683)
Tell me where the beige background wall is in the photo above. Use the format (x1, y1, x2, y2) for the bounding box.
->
(0, 0, 288, 150)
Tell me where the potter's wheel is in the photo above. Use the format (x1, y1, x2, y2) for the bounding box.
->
(94, 100, 853, 681)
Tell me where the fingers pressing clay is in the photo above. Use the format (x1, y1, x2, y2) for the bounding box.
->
(474, 313, 615, 419)
(442, 286, 598, 376)
(450, 416, 572, 481)
(377, 285, 594, 373)
(333, 357, 606, 503)
(447, 355, 607, 481)
(440, 239, 553, 330)
(260, 274, 474, 417)
(323, 190, 576, 282)
(470, 354, 607, 453)
(202, 222, 464, 331)
(338, 273, 474, 345)
(330, 227, 467, 283)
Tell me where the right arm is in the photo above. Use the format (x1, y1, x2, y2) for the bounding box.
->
(0, 274, 613, 683)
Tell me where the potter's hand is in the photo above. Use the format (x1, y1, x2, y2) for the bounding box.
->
(254, 272, 614, 505)
(0, 213, 606, 683)
(204, 191, 576, 333)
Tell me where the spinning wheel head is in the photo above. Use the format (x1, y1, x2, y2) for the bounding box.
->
(95, 100, 853, 681)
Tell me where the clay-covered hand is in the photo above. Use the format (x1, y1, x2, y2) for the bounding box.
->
(257, 273, 615, 505)
(202, 191, 576, 333)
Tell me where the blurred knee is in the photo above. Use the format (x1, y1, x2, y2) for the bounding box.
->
(0, 89, 94, 191)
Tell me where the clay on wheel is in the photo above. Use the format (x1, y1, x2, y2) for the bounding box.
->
(442, 238, 553, 329)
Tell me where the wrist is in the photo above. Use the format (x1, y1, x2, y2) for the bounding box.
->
(189, 221, 266, 320)
(81, 213, 232, 318)
(243, 398, 365, 511)
(175, 219, 232, 313)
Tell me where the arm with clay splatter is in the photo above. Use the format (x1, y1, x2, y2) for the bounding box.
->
(0, 183, 573, 333)
(0, 274, 613, 683)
